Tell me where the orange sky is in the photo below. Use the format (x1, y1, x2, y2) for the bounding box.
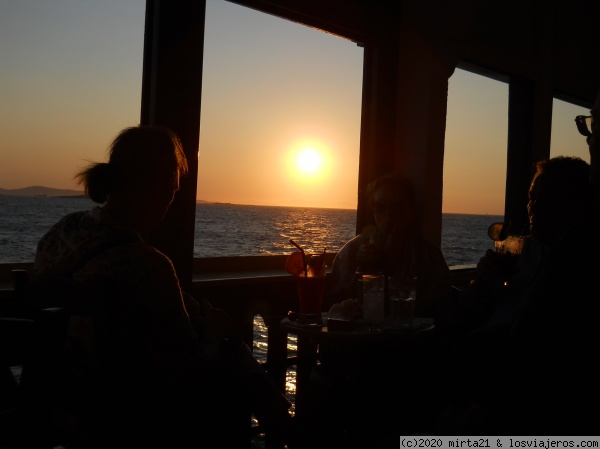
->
(0, 0, 592, 215)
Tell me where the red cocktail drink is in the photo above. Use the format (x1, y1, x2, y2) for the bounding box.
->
(296, 272, 326, 323)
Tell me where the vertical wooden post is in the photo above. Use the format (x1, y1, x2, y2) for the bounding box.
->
(357, 22, 399, 234)
(141, 0, 206, 290)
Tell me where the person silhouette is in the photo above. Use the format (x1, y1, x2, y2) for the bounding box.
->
(32, 125, 298, 448)
(439, 151, 600, 434)
(326, 172, 452, 321)
(453, 156, 593, 332)
(315, 172, 453, 442)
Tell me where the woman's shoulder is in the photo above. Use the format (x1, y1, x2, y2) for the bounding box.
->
(77, 241, 178, 293)
(418, 237, 448, 262)
(410, 238, 450, 280)
(44, 210, 89, 232)
(335, 234, 365, 260)
(94, 239, 172, 268)
(341, 234, 365, 250)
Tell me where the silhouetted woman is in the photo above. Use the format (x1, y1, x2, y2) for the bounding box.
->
(33, 125, 296, 448)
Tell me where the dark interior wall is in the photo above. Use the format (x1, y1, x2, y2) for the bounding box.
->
(551, 0, 600, 103)
(225, 0, 600, 100)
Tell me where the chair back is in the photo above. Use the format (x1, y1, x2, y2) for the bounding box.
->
(0, 315, 33, 443)
(0, 307, 70, 448)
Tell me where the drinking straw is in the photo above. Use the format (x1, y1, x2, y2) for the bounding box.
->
(289, 239, 307, 276)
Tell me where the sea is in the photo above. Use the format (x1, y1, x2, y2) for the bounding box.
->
(0, 195, 501, 446)
(0, 195, 500, 266)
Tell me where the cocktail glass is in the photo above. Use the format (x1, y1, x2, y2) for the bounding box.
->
(286, 241, 328, 324)
(296, 271, 327, 324)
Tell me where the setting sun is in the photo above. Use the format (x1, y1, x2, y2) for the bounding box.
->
(296, 148, 322, 175)
(285, 141, 331, 181)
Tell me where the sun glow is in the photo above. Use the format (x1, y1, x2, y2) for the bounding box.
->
(296, 148, 322, 175)
(286, 143, 331, 182)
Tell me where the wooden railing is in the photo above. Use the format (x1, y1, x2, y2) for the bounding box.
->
(191, 273, 299, 393)
(0, 262, 475, 448)
(1, 261, 476, 399)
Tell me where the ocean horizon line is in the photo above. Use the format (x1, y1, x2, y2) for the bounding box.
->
(196, 201, 503, 216)
(0, 186, 503, 216)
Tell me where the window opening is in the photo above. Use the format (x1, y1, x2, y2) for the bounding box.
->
(442, 68, 508, 268)
(550, 98, 590, 160)
(0, 1, 145, 263)
(196, 0, 363, 259)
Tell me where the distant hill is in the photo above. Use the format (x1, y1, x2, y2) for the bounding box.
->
(0, 186, 86, 198)
(0, 187, 238, 203)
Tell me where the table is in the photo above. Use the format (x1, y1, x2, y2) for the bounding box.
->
(280, 315, 435, 422)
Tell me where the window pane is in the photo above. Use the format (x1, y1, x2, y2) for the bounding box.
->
(442, 68, 508, 267)
(550, 98, 590, 160)
(197, 0, 363, 257)
(0, 1, 145, 263)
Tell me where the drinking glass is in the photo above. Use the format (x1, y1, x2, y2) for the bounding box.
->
(296, 272, 327, 324)
(388, 276, 416, 329)
(362, 274, 385, 330)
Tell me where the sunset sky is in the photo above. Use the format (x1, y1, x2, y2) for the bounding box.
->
(0, 0, 592, 215)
